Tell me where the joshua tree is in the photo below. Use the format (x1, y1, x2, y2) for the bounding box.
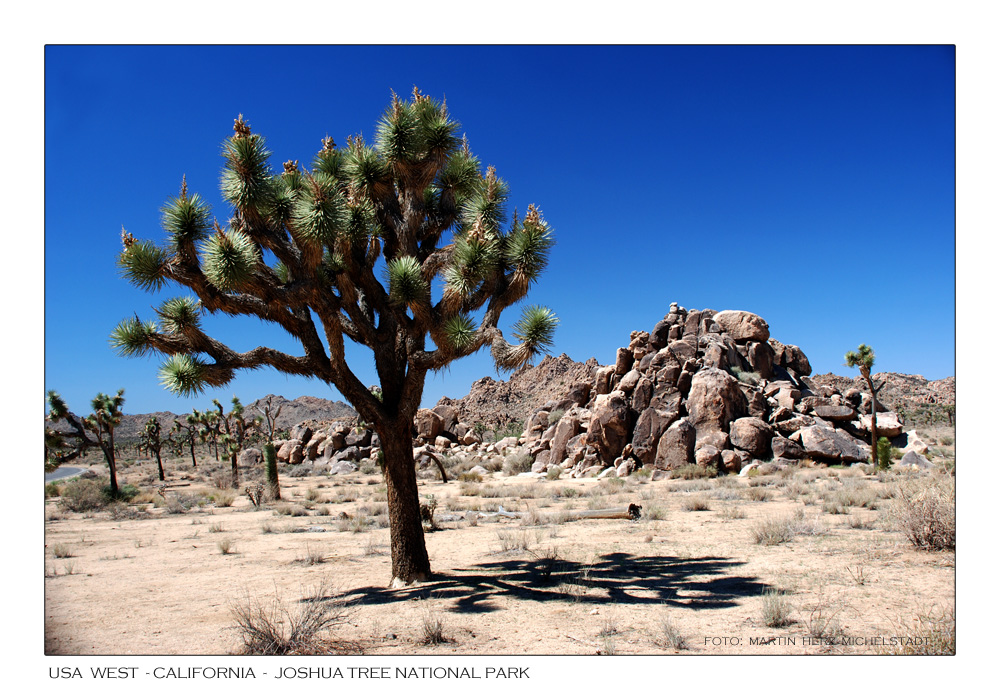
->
(214, 396, 260, 488)
(140, 416, 169, 481)
(257, 396, 283, 500)
(845, 343, 879, 465)
(170, 417, 199, 468)
(111, 89, 557, 585)
(46, 389, 126, 495)
(189, 407, 222, 462)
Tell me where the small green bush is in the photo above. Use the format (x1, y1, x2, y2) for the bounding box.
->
(877, 437, 892, 470)
(104, 483, 140, 502)
(61, 480, 106, 512)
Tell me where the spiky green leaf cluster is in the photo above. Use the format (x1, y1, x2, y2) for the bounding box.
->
(156, 296, 201, 334)
(442, 314, 476, 352)
(344, 141, 389, 198)
(437, 149, 481, 199)
(159, 354, 208, 397)
(161, 193, 211, 246)
(512, 305, 558, 353)
(200, 229, 261, 290)
(505, 217, 553, 282)
(110, 317, 157, 357)
(291, 177, 347, 245)
(845, 344, 875, 370)
(387, 256, 427, 305)
(117, 240, 168, 292)
(375, 94, 461, 166)
(444, 236, 501, 299)
(221, 132, 274, 212)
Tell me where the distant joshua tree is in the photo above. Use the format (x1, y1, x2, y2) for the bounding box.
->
(170, 417, 199, 468)
(214, 396, 260, 488)
(257, 396, 283, 500)
(46, 389, 126, 495)
(111, 89, 557, 585)
(139, 416, 169, 481)
(845, 344, 879, 465)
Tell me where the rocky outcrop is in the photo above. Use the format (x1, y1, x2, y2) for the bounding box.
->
(509, 303, 907, 474)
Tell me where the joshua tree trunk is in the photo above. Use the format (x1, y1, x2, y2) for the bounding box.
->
(189, 440, 197, 468)
(863, 370, 878, 465)
(230, 452, 240, 488)
(263, 442, 280, 500)
(155, 452, 164, 481)
(103, 438, 119, 495)
(379, 419, 431, 586)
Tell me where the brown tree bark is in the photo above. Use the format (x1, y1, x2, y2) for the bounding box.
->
(379, 420, 431, 586)
(863, 368, 878, 465)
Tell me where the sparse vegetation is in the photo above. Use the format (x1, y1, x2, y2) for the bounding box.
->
(889, 477, 955, 550)
(761, 588, 793, 628)
(230, 582, 354, 655)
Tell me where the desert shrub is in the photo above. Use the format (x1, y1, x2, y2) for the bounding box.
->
(217, 538, 237, 555)
(52, 543, 74, 558)
(750, 517, 794, 545)
(546, 466, 563, 481)
(657, 614, 688, 650)
(164, 492, 201, 514)
(60, 480, 106, 512)
(210, 489, 237, 507)
(230, 583, 353, 655)
(745, 487, 772, 502)
(502, 449, 534, 476)
(494, 528, 532, 553)
(45, 482, 61, 499)
(643, 504, 667, 521)
(878, 605, 955, 655)
(670, 463, 717, 480)
(104, 483, 140, 502)
(681, 495, 710, 512)
(594, 476, 628, 495)
(274, 503, 309, 517)
(458, 471, 483, 482)
(420, 613, 448, 645)
(288, 465, 312, 478)
(547, 408, 566, 426)
(889, 478, 955, 550)
(106, 501, 152, 520)
(761, 589, 793, 628)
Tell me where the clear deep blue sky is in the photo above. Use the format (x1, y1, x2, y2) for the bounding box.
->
(44, 45, 955, 417)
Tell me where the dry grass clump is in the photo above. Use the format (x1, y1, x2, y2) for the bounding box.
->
(494, 528, 533, 554)
(761, 588, 793, 628)
(745, 487, 773, 502)
(889, 477, 955, 550)
(878, 605, 955, 655)
(670, 463, 718, 480)
(230, 583, 357, 655)
(680, 495, 710, 512)
(750, 517, 794, 545)
(420, 613, 449, 645)
(656, 614, 688, 650)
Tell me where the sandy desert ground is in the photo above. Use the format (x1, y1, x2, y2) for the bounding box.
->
(44, 434, 955, 657)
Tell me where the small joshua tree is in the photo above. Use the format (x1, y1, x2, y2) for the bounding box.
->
(845, 344, 879, 465)
(214, 396, 260, 488)
(258, 396, 283, 500)
(140, 416, 169, 481)
(170, 417, 199, 468)
(46, 389, 126, 496)
(112, 89, 557, 585)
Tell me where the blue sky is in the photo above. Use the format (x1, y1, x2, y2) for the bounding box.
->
(44, 45, 955, 417)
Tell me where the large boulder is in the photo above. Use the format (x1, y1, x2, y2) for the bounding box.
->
(632, 407, 678, 464)
(799, 425, 870, 464)
(897, 450, 935, 470)
(857, 411, 904, 438)
(812, 405, 857, 422)
(549, 414, 582, 464)
(771, 435, 806, 460)
(712, 310, 770, 343)
(729, 417, 773, 457)
(686, 368, 748, 436)
(237, 447, 263, 468)
(431, 404, 460, 434)
(414, 408, 444, 441)
(584, 391, 632, 464)
(654, 418, 696, 469)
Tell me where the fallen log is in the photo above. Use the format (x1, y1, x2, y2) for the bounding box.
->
(570, 504, 643, 521)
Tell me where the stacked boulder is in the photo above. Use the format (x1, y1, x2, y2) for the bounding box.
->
(269, 421, 381, 474)
(520, 304, 901, 477)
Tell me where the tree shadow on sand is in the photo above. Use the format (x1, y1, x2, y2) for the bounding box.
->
(338, 552, 773, 614)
